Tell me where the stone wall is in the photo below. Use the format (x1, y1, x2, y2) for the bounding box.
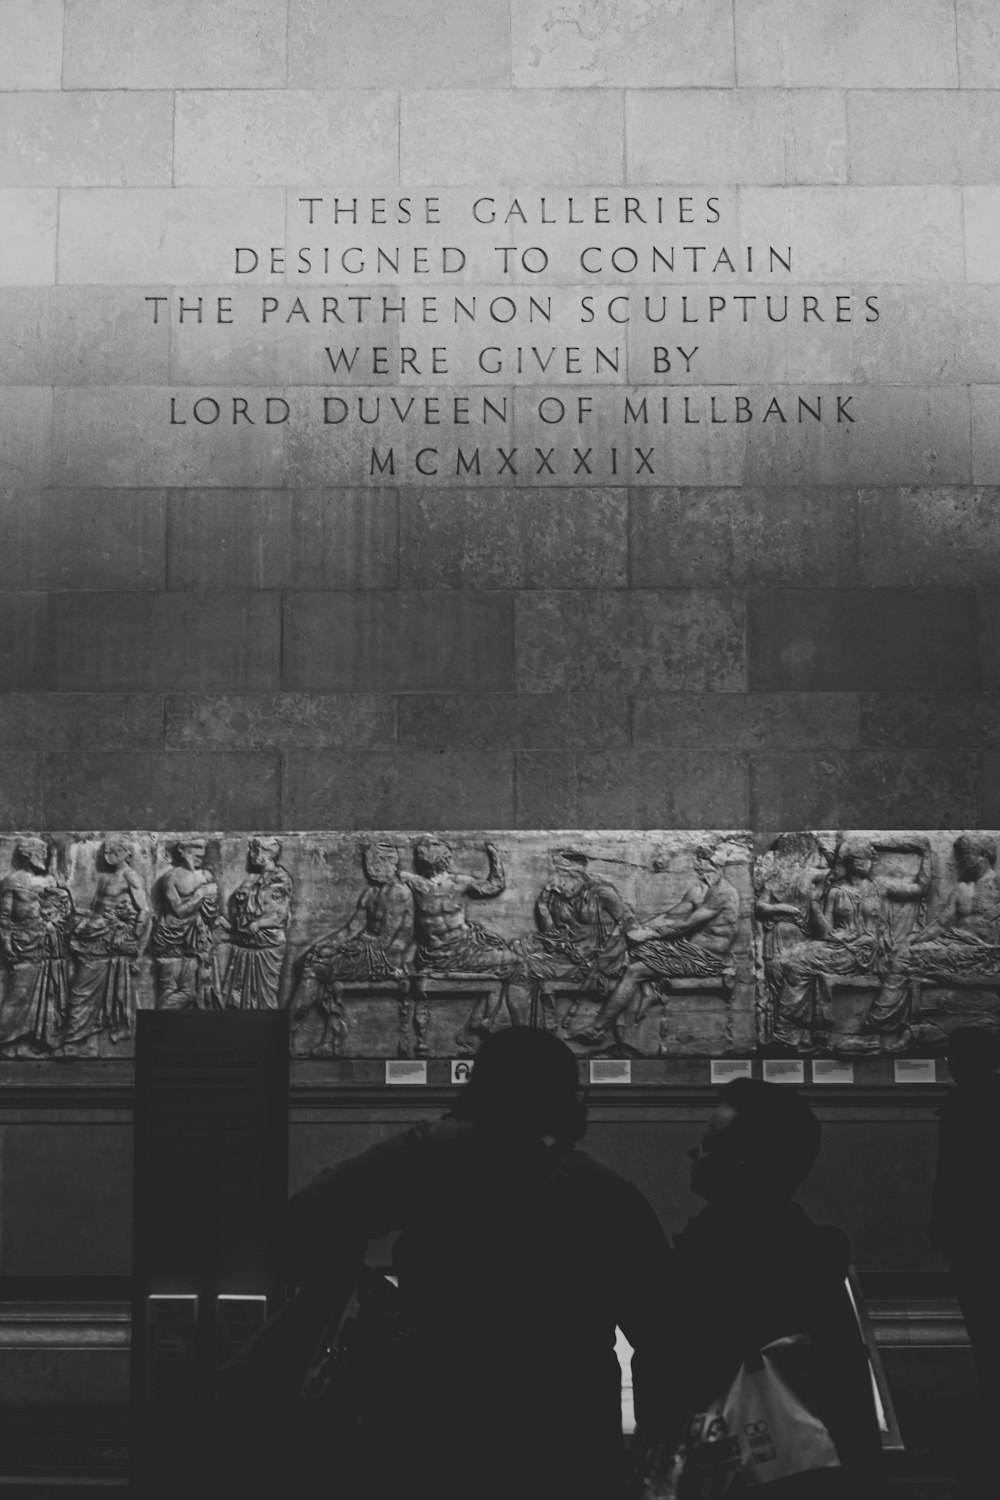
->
(2, 0, 999, 834)
(3, 2, 1000, 1291)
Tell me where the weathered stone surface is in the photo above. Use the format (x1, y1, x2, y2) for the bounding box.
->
(740, 187, 964, 282)
(851, 286, 1000, 386)
(971, 386, 1000, 483)
(627, 91, 846, 186)
(859, 693, 1000, 749)
(516, 591, 746, 693)
(401, 91, 625, 184)
(53, 388, 286, 489)
(964, 188, 1000, 283)
(981, 757, 1000, 825)
(57, 190, 285, 285)
(0, 491, 166, 592)
(0, 389, 52, 487)
(62, 0, 287, 88)
(0, 93, 173, 189)
(859, 488, 1000, 587)
(0, 754, 44, 825)
(48, 593, 281, 693)
(748, 590, 979, 693)
(0, 1, 63, 90)
(957, 0, 1000, 87)
(166, 490, 399, 590)
(630, 488, 857, 589)
(625, 286, 856, 387)
(283, 592, 514, 693)
(0, 191, 56, 284)
(515, 751, 748, 828)
(174, 92, 399, 188)
(512, 0, 735, 87)
(290, 0, 510, 88)
(977, 592, 1000, 689)
(282, 755, 516, 830)
(751, 756, 981, 830)
(398, 488, 628, 589)
(397, 694, 630, 751)
(849, 92, 1000, 185)
(0, 695, 165, 752)
(754, 827, 1000, 1060)
(634, 693, 862, 751)
(735, 0, 959, 87)
(42, 756, 281, 831)
(741, 387, 971, 487)
(0, 594, 47, 691)
(0, 288, 170, 386)
(165, 695, 397, 752)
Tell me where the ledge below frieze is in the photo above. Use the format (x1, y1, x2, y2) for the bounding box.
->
(1, 829, 997, 1063)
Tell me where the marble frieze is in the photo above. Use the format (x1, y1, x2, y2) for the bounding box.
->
(1, 829, 998, 1063)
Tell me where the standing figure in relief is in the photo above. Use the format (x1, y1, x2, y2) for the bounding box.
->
(403, 836, 517, 978)
(63, 837, 151, 1048)
(0, 838, 74, 1052)
(291, 843, 414, 1056)
(575, 846, 738, 1045)
(152, 838, 224, 1011)
(772, 836, 930, 1053)
(755, 832, 833, 1014)
(221, 837, 293, 1011)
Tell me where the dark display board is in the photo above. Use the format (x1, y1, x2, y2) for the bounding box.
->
(131, 1010, 288, 1404)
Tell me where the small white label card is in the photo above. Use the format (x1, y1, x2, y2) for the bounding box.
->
(710, 1059, 752, 1084)
(385, 1059, 428, 1085)
(450, 1059, 474, 1084)
(894, 1058, 937, 1084)
(762, 1059, 805, 1085)
(812, 1059, 855, 1085)
(589, 1059, 632, 1084)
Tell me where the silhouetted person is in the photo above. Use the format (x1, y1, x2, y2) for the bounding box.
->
(283, 1029, 678, 1500)
(659, 1080, 885, 1498)
(929, 1025, 1000, 1478)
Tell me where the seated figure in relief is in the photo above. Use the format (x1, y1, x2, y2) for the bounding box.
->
(574, 845, 738, 1046)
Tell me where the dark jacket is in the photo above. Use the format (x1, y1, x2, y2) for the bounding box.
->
(667, 1200, 886, 1498)
(286, 1118, 678, 1500)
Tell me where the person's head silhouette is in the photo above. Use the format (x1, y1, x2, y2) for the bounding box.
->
(450, 1029, 587, 1147)
(690, 1078, 821, 1206)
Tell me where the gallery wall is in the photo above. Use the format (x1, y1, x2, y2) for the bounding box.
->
(3, 2, 1000, 1291)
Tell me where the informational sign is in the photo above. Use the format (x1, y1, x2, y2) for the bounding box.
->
(762, 1059, 805, 1085)
(894, 1059, 937, 1085)
(710, 1059, 752, 1084)
(589, 1058, 632, 1085)
(812, 1060, 856, 1086)
(386, 1058, 428, 1084)
(450, 1059, 474, 1084)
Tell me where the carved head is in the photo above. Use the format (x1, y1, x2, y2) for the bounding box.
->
(413, 837, 452, 875)
(176, 838, 207, 870)
(248, 836, 280, 868)
(838, 837, 875, 876)
(362, 842, 401, 883)
(102, 836, 132, 867)
(551, 846, 588, 893)
(955, 835, 997, 881)
(15, 837, 48, 872)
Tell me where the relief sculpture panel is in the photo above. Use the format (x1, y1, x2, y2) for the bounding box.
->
(1, 829, 997, 1064)
(755, 832, 1000, 1057)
